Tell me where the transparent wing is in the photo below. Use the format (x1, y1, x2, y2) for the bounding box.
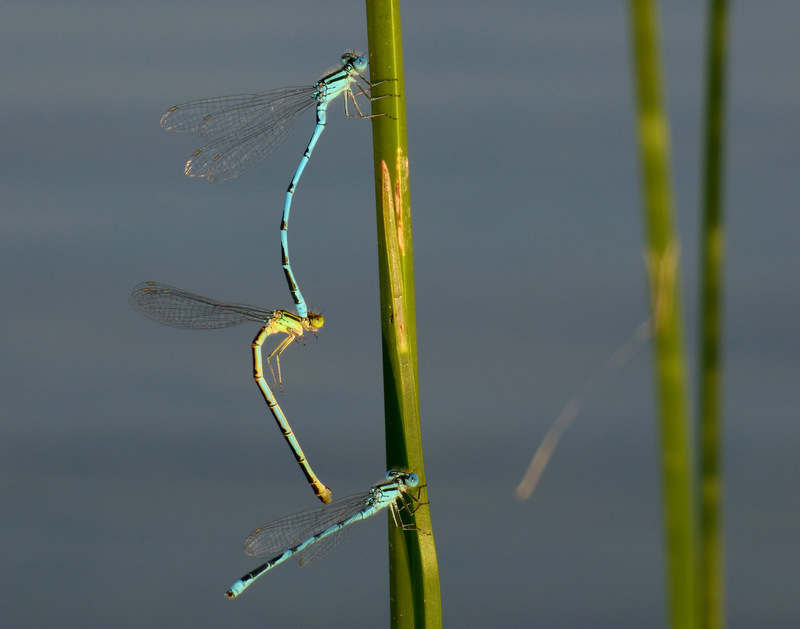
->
(295, 523, 358, 568)
(243, 491, 371, 559)
(129, 282, 276, 329)
(160, 87, 317, 181)
(160, 87, 311, 138)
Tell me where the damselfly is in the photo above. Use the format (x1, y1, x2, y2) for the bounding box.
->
(226, 470, 419, 599)
(160, 52, 385, 318)
(129, 281, 331, 503)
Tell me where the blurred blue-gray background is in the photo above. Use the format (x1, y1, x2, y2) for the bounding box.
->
(3, 1, 798, 626)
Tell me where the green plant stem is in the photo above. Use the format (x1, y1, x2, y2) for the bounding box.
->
(698, 1, 729, 628)
(365, 1, 441, 627)
(629, 1, 697, 627)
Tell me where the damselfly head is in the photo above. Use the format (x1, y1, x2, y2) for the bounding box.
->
(341, 51, 368, 73)
(385, 470, 419, 488)
(306, 312, 325, 329)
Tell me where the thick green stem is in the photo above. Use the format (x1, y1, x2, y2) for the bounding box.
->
(629, 1, 697, 627)
(698, 1, 729, 627)
(365, 1, 441, 627)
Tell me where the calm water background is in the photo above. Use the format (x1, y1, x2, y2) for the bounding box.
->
(2, 1, 798, 626)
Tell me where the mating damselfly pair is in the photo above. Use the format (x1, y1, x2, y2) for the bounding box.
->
(131, 53, 420, 597)
(135, 52, 382, 502)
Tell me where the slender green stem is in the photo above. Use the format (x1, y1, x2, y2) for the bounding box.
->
(628, 2, 697, 627)
(698, 1, 729, 627)
(365, 2, 441, 627)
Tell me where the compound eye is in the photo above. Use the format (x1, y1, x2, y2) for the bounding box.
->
(353, 56, 368, 72)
